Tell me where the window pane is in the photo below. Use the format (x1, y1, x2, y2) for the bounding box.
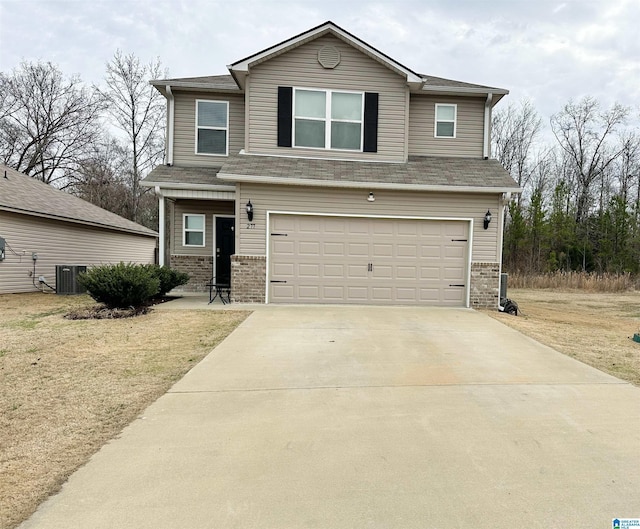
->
(295, 119, 325, 148)
(198, 102, 227, 127)
(436, 122, 455, 137)
(197, 129, 226, 154)
(436, 105, 455, 121)
(185, 231, 204, 246)
(295, 90, 326, 118)
(185, 215, 204, 230)
(331, 121, 361, 150)
(331, 92, 362, 120)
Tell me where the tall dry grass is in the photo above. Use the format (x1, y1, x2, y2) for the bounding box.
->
(506, 271, 640, 292)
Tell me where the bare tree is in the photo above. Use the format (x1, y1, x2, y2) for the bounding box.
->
(100, 51, 166, 224)
(492, 98, 543, 201)
(0, 61, 103, 184)
(550, 96, 628, 224)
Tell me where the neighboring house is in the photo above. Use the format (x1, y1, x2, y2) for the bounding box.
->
(0, 165, 158, 294)
(142, 21, 520, 308)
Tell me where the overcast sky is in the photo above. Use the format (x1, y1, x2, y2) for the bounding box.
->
(1, 0, 638, 128)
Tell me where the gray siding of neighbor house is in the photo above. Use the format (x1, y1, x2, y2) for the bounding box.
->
(171, 199, 235, 256)
(235, 182, 502, 262)
(0, 211, 156, 294)
(247, 34, 409, 162)
(408, 95, 486, 158)
(173, 91, 245, 166)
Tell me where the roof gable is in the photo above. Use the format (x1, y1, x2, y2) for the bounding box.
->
(0, 165, 157, 237)
(228, 21, 424, 90)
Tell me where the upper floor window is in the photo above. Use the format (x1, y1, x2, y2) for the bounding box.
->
(293, 88, 363, 151)
(435, 104, 457, 138)
(196, 100, 228, 156)
(183, 214, 205, 246)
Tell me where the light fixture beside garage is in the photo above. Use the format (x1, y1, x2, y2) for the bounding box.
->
(483, 210, 492, 229)
(367, 192, 375, 202)
(246, 200, 254, 222)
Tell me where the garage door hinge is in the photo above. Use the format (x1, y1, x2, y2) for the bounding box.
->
(451, 239, 468, 242)
(270, 280, 288, 283)
(449, 284, 465, 287)
(271, 233, 288, 236)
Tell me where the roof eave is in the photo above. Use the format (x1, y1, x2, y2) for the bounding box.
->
(216, 173, 522, 194)
(419, 86, 510, 97)
(150, 80, 242, 95)
(141, 180, 236, 192)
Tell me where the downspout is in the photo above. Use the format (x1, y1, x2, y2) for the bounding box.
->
(165, 85, 174, 166)
(497, 191, 512, 304)
(155, 186, 166, 266)
(483, 92, 493, 159)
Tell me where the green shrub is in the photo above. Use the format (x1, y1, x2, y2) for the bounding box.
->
(143, 265, 190, 297)
(77, 263, 160, 309)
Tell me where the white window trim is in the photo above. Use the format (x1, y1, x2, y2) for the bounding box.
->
(434, 103, 457, 139)
(195, 99, 229, 156)
(183, 213, 206, 247)
(292, 87, 364, 151)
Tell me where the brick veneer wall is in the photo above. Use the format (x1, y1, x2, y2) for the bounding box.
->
(231, 255, 266, 303)
(469, 262, 500, 309)
(170, 255, 212, 292)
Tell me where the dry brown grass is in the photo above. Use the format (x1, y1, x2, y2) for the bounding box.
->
(487, 288, 640, 387)
(0, 293, 249, 529)
(507, 270, 640, 292)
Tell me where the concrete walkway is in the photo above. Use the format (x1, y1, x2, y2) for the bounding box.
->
(20, 305, 640, 528)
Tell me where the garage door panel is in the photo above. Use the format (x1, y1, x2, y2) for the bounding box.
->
(347, 264, 368, 279)
(269, 215, 469, 306)
(273, 240, 295, 255)
(372, 265, 393, 279)
(372, 243, 393, 257)
(323, 264, 345, 278)
(299, 263, 320, 277)
(298, 241, 320, 255)
(323, 242, 346, 256)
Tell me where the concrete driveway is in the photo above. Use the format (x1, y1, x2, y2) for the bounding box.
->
(20, 306, 640, 528)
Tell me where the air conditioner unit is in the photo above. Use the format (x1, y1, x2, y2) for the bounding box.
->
(56, 265, 87, 295)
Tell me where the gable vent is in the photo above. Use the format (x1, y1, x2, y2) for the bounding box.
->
(318, 45, 341, 69)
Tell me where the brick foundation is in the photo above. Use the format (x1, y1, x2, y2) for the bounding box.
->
(470, 262, 500, 309)
(231, 255, 266, 303)
(170, 255, 212, 292)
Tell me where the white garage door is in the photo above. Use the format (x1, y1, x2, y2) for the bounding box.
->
(269, 215, 469, 306)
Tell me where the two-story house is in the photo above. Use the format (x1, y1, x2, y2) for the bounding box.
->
(142, 21, 520, 308)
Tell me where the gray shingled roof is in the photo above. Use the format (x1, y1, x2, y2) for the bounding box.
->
(214, 155, 519, 191)
(142, 165, 232, 187)
(0, 165, 157, 237)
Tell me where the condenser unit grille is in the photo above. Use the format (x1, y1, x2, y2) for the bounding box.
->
(56, 265, 87, 295)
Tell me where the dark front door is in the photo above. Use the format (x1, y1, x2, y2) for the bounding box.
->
(215, 217, 235, 284)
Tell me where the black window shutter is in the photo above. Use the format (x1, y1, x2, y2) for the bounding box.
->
(277, 87, 293, 147)
(363, 92, 379, 153)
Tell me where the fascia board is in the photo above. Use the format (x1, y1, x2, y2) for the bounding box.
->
(140, 181, 236, 192)
(420, 86, 510, 96)
(217, 172, 522, 194)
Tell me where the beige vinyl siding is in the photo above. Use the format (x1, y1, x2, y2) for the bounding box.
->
(236, 183, 501, 262)
(173, 91, 245, 166)
(247, 34, 408, 162)
(171, 199, 235, 256)
(409, 95, 485, 157)
(0, 211, 156, 294)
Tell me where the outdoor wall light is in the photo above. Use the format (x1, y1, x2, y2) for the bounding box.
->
(246, 200, 254, 222)
(483, 210, 492, 230)
(367, 192, 375, 202)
